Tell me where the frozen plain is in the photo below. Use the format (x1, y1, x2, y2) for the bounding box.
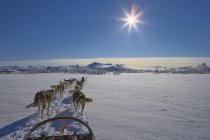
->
(0, 73, 210, 140)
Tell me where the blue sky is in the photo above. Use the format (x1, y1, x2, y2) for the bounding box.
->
(0, 0, 210, 61)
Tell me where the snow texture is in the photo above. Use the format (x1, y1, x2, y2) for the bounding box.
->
(0, 73, 210, 140)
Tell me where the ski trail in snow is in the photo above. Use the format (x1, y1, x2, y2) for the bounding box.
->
(0, 85, 88, 139)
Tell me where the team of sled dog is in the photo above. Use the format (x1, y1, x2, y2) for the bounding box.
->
(26, 77, 93, 119)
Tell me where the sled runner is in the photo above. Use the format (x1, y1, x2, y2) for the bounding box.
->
(24, 116, 95, 140)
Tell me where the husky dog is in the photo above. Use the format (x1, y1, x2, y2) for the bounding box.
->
(74, 77, 87, 91)
(75, 84, 82, 91)
(51, 83, 64, 98)
(76, 77, 87, 87)
(46, 89, 55, 99)
(76, 81, 83, 88)
(72, 90, 93, 113)
(72, 90, 82, 105)
(51, 85, 59, 98)
(59, 81, 65, 94)
(80, 77, 85, 84)
(62, 81, 69, 90)
(26, 90, 52, 119)
(72, 78, 77, 82)
(64, 78, 76, 87)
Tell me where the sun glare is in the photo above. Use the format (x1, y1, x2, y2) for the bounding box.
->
(121, 5, 143, 33)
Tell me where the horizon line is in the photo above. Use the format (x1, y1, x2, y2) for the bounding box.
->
(0, 57, 210, 68)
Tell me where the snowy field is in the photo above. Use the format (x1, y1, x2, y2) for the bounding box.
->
(0, 73, 210, 139)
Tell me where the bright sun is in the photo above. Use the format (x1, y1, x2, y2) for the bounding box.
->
(121, 5, 143, 33)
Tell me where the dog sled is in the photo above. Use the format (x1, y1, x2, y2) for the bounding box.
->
(24, 116, 95, 140)
(22, 77, 94, 140)
(0, 76, 95, 140)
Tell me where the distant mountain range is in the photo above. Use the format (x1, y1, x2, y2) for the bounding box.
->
(0, 62, 134, 73)
(87, 62, 131, 71)
(0, 62, 209, 74)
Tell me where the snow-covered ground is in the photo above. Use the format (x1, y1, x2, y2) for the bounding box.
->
(0, 73, 210, 139)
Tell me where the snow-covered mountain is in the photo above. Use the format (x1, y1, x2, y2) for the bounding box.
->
(87, 62, 132, 72)
(87, 62, 112, 69)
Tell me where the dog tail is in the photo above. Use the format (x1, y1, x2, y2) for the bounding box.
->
(84, 97, 93, 103)
(26, 102, 36, 108)
(26, 92, 40, 108)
